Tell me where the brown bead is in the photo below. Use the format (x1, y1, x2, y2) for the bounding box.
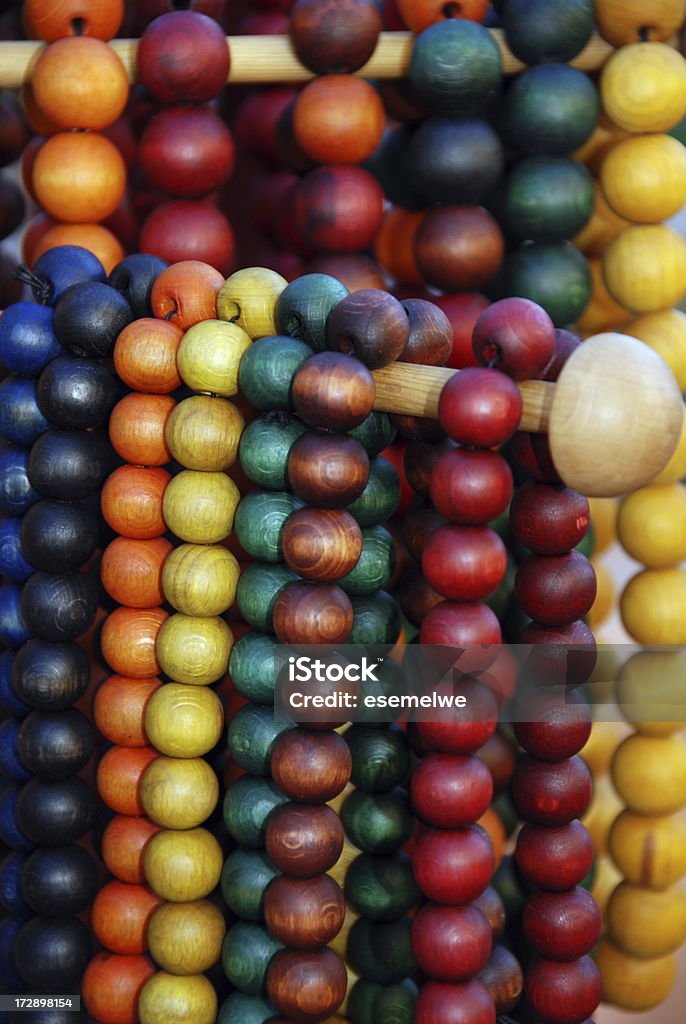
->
(267, 947, 347, 1023)
(271, 728, 352, 802)
(398, 566, 444, 626)
(509, 432, 563, 485)
(402, 504, 447, 563)
(399, 298, 453, 365)
(390, 413, 445, 442)
(473, 887, 506, 941)
(282, 507, 362, 582)
(415, 206, 504, 292)
(273, 581, 353, 644)
(265, 803, 344, 877)
(288, 431, 369, 508)
(404, 439, 455, 498)
(265, 874, 345, 949)
(326, 289, 409, 370)
(292, 352, 375, 431)
(509, 480, 590, 555)
(289, 0, 382, 74)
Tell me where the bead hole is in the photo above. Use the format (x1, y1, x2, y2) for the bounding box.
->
(223, 299, 241, 323)
(71, 17, 86, 35)
(443, 3, 461, 18)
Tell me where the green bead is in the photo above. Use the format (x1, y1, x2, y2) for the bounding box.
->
(223, 775, 288, 847)
(229, 631, 279, 704)
(349, 412, 397, 457)
(575, 524, 594, 558)
(341, 788, 414, 854)
(668, 116, 686, 147)
(409, 19, 502, 117)
(373, 980, 417, 1024)
(365, 126, 421, 212)
(485, 555, 516, 620)
(275, 273, 349, 352)
(495, 242, 591, 327)
(503, 0, 594, 64)
(234, 490, 304, 562)
(218, 993, 276, 1024)
(502, 156, 594, 243)
(349, 591, 401, 646)
(338, 526, 395, 596)
(346, 456, 400, 528)
(221, 921, 283, 995)
(238, 335, 312, 411)
(227, 702, 292, 776)
(502, 63, 599, 156)
(493, 854, 527, 921)
(220, 847, 280, 921)
(345, 725, 411, 792)
(347, 916, 417, 985)
(345, 852, 420, 922)
(492, 791, 519, 838)
(348, 978, 379, 1024)
(236, 562, 297, 632)
(239, 414, 307, 490)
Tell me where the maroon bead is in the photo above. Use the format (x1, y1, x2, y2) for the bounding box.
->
(291, 352, 375, 431)
(515, 821, 593, 892)
(515, 551, 597, 626)
(422, 525, 507, 602)
(415, 680, 498, 756)
(520, 620, 597, 688)
(399, 568, 444, 627)
(136, 11, 230, 104)
(411, 753, 493, 828)
(513, 691, 592, 762)
(289, 0, 382, 74)
(477, 945, 523, 1015)
(415, 980, 496, 1024)
(399, 298, 453, 366)
(287, 431, 369, 508)
(509, 431, 563, 485)
(509, 482, 590, 556)
(524, 955, 601, 1024)
(522, 887, 602, 962)
(419, 601, 502, 647)
(477, 731, 517, 795)
(265, 803, 344, 878)
(402, 504, 447, 563)
(512, 755, 592, 827)
(138, 106, 235, 198)
(472, 298, 555, 381)
(430, 449, 513, 526)
(412, 903, 493, 981)
(438, 367, 523, 447)
(326, 289, 409, 369)
(537, 328, 581, 382)
(413, 826, 495, 905)
(390, 412, 444, 442)
(405, 439, 456, 499)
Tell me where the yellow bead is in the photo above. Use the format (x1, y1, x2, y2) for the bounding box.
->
(611, 733, 686, 815)
(575, 256, 630, 337)
(607, 881, 686, 959)
(157, 613, 233, 686)
(217, 266, 288, 339)
(177, 320, 251, 397)
(580, 721, 627, 775)
(595, 0, 686, 47)
(616, 650, 686, 737)
(609, 810, 686, 888)
(591, 856, 623, 916)
(162, 470, 239, 545)
(144, 683, 224, 758)
(624, 309, 686, 391)
(618, 484, 686, 568)
(594, 937, 676, 1011)
(147, 900, 226, 976)
(589, 496, 618, 553)
(583, 773, 624, 856)
(141, 756, 219, 829)
(621, 567, 686, 643)
(572, 181, 630, 256)
(144, 827, 223, 902)
(652, 408, 686, 485)
(603, 224, 686, 314)
(601, 133, 686, 222)
(165, 396, 244, 472)
(601, 43, 686, 133)
(138, 972, 217, 1024)
(162, 543, 239, 617)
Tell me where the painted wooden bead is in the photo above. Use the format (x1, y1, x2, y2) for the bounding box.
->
(293, 76, 384, 165)
(515, 551, 597, 625)
(509, 430, 563, 485)
(37, 355, 119, 431)
(516, 820, 593, 891)
(101, 536, 172, 608)
(438, 367, 522, 446)
(113, 318, 182, 394)
(217, 267, 288, 340)
(222, 920, 283, 996)
(429, 450, 513, 526)
(350, 411, 397, 456)
(292, 352, 375, 430)
(326, 289, 409, 370)
(109, 393, 174, 466)
(346, 725, 410, 793)
(144, 827, 223, 902)
(601, 43, 686, 133)
(601, 133, 686, 223)
(267, 948, 347, 1023)
(276, 273, 349, 353)
(595, 0, 686, 45)
(16, 775, 95, 846)
(513, 755, 592, 826)
(20, 843, 98, 917)
(350, 589, 401, 644)
(607, 880, 686, 959)
(412, 827, 494, 905)
(150, 261, 224, 330)
(101, 465, 169, 539)
(82, 951, 156, 1024)
(20, 497, 99, 574)
(144, 683, 223, 758)
(522, 886, 601, 961)
(163, 470, 240, 544)
(509, 481, 590, 555)
(524, 956, 601, 1024)
(97, 744, 158, 817)
(234, 491, 303, 565)
(13, 915, 92, 994)
(20, 569, 98, 643)
(501, 153, 594, 243)
(347, 916, 417, 985)
(611, 733, 686, 816)
(415, 979, 495, 1024)
(221, 847, 280, 921)
(476, 944, 523, 1015)
(594, 937, 676, 1012)
(223, 777, 288, 851)
(227, 703, 293, 776)
(138, 971, 217, 1024)
(28, 427, 112, 501)
(239, 413, 308, 491)
(228, 632, 279, 705)
(345, 851, 420, 923)
(604, 224, 686, 312)
(101, 814, 161, 885)
(162, 543, 239, 617)
(282, 507, 362, 581)
(265, 803, 344, 877)
(93, 675, 161, 747)
(289, 0, 382, 74)
(91, 879, 162, 955)
(156, 613, 233, 686)
(623, 308, 686, 389)
(273, 580, 353, 644)
(341, 788, 414, 854)
(414, 205, 504, 293)
(236, 562, 298, 633)
(177, 320, 252, 396)
(617, 484, 686, 568)
(419, 601, 502, 647)
(10, 638, 87, 712)
(338, 524, 395, 596)
(408, 18, 501, 116)
(271, 727, 352, 802)
(513, 692, 592, 762)
(100, 607, 168, 678)
(166, 396, 244, 472)
(399, 299, 453, 366)
(412, 903, 492, 981)
(146, 898, 225, 977)
(238, 335, 312, 410)
(422, 525, 507, 602)
(265, 874, 345, 949)
(411, 753, 493, 828)
(621, 568, 686, 644)
(140, 756, 219, 829)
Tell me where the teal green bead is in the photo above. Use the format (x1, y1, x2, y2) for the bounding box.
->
(234, 490, 305, 563)
(668, 116, 686, 147)
(409, 19, 502, 117)
(275, 273, 349, 352)
(502, 63, 599, 156)
(341, 789, 414, 854)
(223, 775, 288, 848)
(349, 979, 417, 1024)
(501, 156, 594, 243)
(236, 562, 298, 632)
(345, 852, 420, 922)
(347, 916, 417, 985)
(575, 524, 594, 558)
(218, 992, 276, 1024)
(485, 556, 516, 620)
(227, 703, 292, 776)
(239, 414, 307, 490)
(349, 591, 401, 646)
(220, 848, 280, 921)
(229, 632, 279, 704)
(503, 0, 594, 65)
(496, 242, 591, 327)
(349, 412, 397, 457)
(492, 854, 527, 921)
(338, 526, 395, 596)
(221, 921, 283, 995)
(346, 456, 400, 528)
(238, 336, 312, 411)
(345, 725, 410, 792)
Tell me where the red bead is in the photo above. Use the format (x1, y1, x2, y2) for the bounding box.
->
(136, 11, 230, 104)
(438, 368, 523, 447)
(291, 165, 384, 254)
(419, 602, 502, 647)
(288, 432, 369, 508)
(415, 979, 496, 1024)
(512, 755, 592, 826)
(509, 431, 562, 484)
(509, 481, 590, 556)
(537, 328, 581, 382)
(515, 551, 596, 626)
(524, 956, 601, 1024)
(515, 821, 593, 892)
(412, 826, 495, 904)
(415, 680, 498, 755)
(520, 620, 597, 688)
(422, 525, 507, 601)
(404, 440, 455, 499)
(472, 298, 555, 380)
(435, 293, 490, 370)
(522, 887, 602, 962)
(265, 874, 345, 950)
(411, 753, 493, 828)
(412, 903, 492, 981)
(139, 200, 235, 274)
(513, 691, 592, 762)
(139, 106, 235, 198)
(429, 449, 513, 526)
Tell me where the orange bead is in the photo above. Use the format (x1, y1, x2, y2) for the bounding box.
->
(109, 393, 175, 467)
(32, 37, 129, 130)
(102, 815, 162, 885)
(396, 0, 489, 31)
(101, 537, 172, 609)
(92, 880, 163, 955)
(477, 807, 505, 869)
(23, 0, 124, 41)
(82, 951, 156, 1024)
(101, 466, 170, 540)
(32, 131, 126, 223)
(151, 261, 224, 330)
(93, 675, 162, 747)
(293, 75, 385, 164)
(97, 745, 159, 816)
(21, 84, 61, 136)
(100, 607, 169, 679)
(30, 220, 125, 273)
(374, 207, 424, 286)
(113, 319, 183, 395)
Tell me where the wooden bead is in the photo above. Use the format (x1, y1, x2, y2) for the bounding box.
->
(346, 724, 411, 793)
(19, 569, 99, 644)
(399, 298, 453, 366)
(325, 290, 409, 370)
(91, 879, 163, 955)
(346, 851, 420, 923)
(601, 133, 686, 223)
(166, 396, 244, 472)
(82, 951, 156, 1024)
(113, 318, 183, 394)
(221, 920, 284, 997)
(292, 353, 375, 430)
(429, 450, 513, 526)
(414, 681, 497, 757)
(148, 899, 226, 976)
(267, 948, 346, 1023)
(509, 431, 562, 485)
(653, 411, 686, 485)
(101, 536, 172, 608)
(611, 733, 686, 816)
(624, 308, 686, 390)
(275, 273, 349, 353)
(289, 0, 382, 74)
(144, 827, 223, 902)
(32, 36, 128, 130)
(240, 414, 308, 490)
(415, 979, 495, 1024)
(438, 368, 522, 446)
(176, 320, 252, 397)
(515, 551, 596, 625)
(265, 803, 344, 877)
(236, 562, 297, 632)
(100, 607, 169, 678)
(412, 826, 494, 905)
(292, 166, 384, 255)
(603, 224, 686, 313)
(31, 222, 125, 275)
(29, 427, 112, 501)
(141, 756, 219, 829)
(137, 10, 229, 104)
(144, 683, 223, 758)
(33, 131, 126, 223)
(288, 432, 369, 508)
(572, 180, 630, 255)
(510, 482, 590, 555)
(265, 874, 345, 949)
(422, 525, 507, 602)
(338, 524, 395, 596)
(24, 0, 124, 40)
(501, 153, 594, 243)
(594, 937, 676, 1012)
(307, 253, 385, 292)
(522, 887, 601, 961)
(138, 971, 217, 1024)
(217, 267, 288, 340)
(227, 703, 293, 777)
(238, 335, 312, 411)
(162, 543, 239, 616)
(414, 206, 504, 292)
(139, 106, 234, 199)
(220, 846, 280, 920)
(618, 484, 686, 568)
(18, 713, 93, 784)
(409, 18, 500, 116)
(271, 729, 352, 802)
(341, 788, 414, 855)
(15, 775, 96, 847)
(621, 568, 686, 644)
(607, 880, 686, 960)
(374, 209, 424, 289)
(347, 455, 400, 529)
(601, 43, 686, 133)
(101, 814, 161, 885)
(513, 692, 592, 762)
(411, 753, 493, 829)
(93, 674, 161, 747)
(476, 945, 522, 1015)
(596, 0, 686, 45)
(162, 470, 240, 544)
(97, 745, 159, 816)
(156, 613, 233, 686)
(473, 887, 506, 941)
(234, 491, 302, 564)
(37, 356, 119, 431)
(412, 903, 492, 982)
(293, 76, 384, 165)
(398, 0, 489, 32)
(419, 601, 502, 646)
(513, 756, 592, 826)
(273, 580, 353, 645)
(101, 466, 170, 540)
(524, 956, 601, 1024)
(516, 821, 593, 891)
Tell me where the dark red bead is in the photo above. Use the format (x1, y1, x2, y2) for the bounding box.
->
(512, 755, 592, 826)
(520, 620, 597, 688)
(515, 551, 596, 626)
(412, 903, 492, 981)
(413, 826, 495, 905)
(509, 481, 590, 556)
(472, 298, 555, 381)
(422, 525, 507, 601)
(402, 504, 447, 562)
(537, 328, 581, 382)
(289, 0, 382, 74)
(509, 431, 562, 484)
(513, 691, 592, 762)
(522, 887, 602, 962)
(438, 367, 523, 446)
(415, 680, 498, 755)
(419, 601, 502, 647)
(405, 439, 456, 498)
(515, 821, 593, 892)
(415, 980, 496, 1024)
(430, 449, 513, 526)
(524, 955, 601, 1024)
(291, 165, 384, 255)
(411, 753, 493, 828)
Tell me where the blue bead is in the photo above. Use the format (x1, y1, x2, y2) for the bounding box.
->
(0, 375, 51, 446)
(0, 650, 29, 716)
(0, 446, 40, 517)
(0, 583, 32, 649)
(0, 719, 30, 782)
(32, 245, 106, 306)
(0, 303, 62, 376)
(0, 851, 31, 917)
(0, 783, 33, 851)
(0, 915, 26, 991)
(0, 518, 35, 583)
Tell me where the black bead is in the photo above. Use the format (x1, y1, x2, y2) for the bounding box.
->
(54, 281, 132, 358)
(37, 357, 120, 430)
(12, 639, 90, 710)
(20, 499, 100, 573)
(28, 429, 113, 500)
(18, 709, 94, 780)
(20, 570, 99, 642)
(16, 777, 96, 846)
(21, 845, 98, 917)
(107, 252, 168, 319)
(14, 916, 92, 992)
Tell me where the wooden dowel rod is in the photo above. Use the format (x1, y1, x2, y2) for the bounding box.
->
(371, 362, 555, 433)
